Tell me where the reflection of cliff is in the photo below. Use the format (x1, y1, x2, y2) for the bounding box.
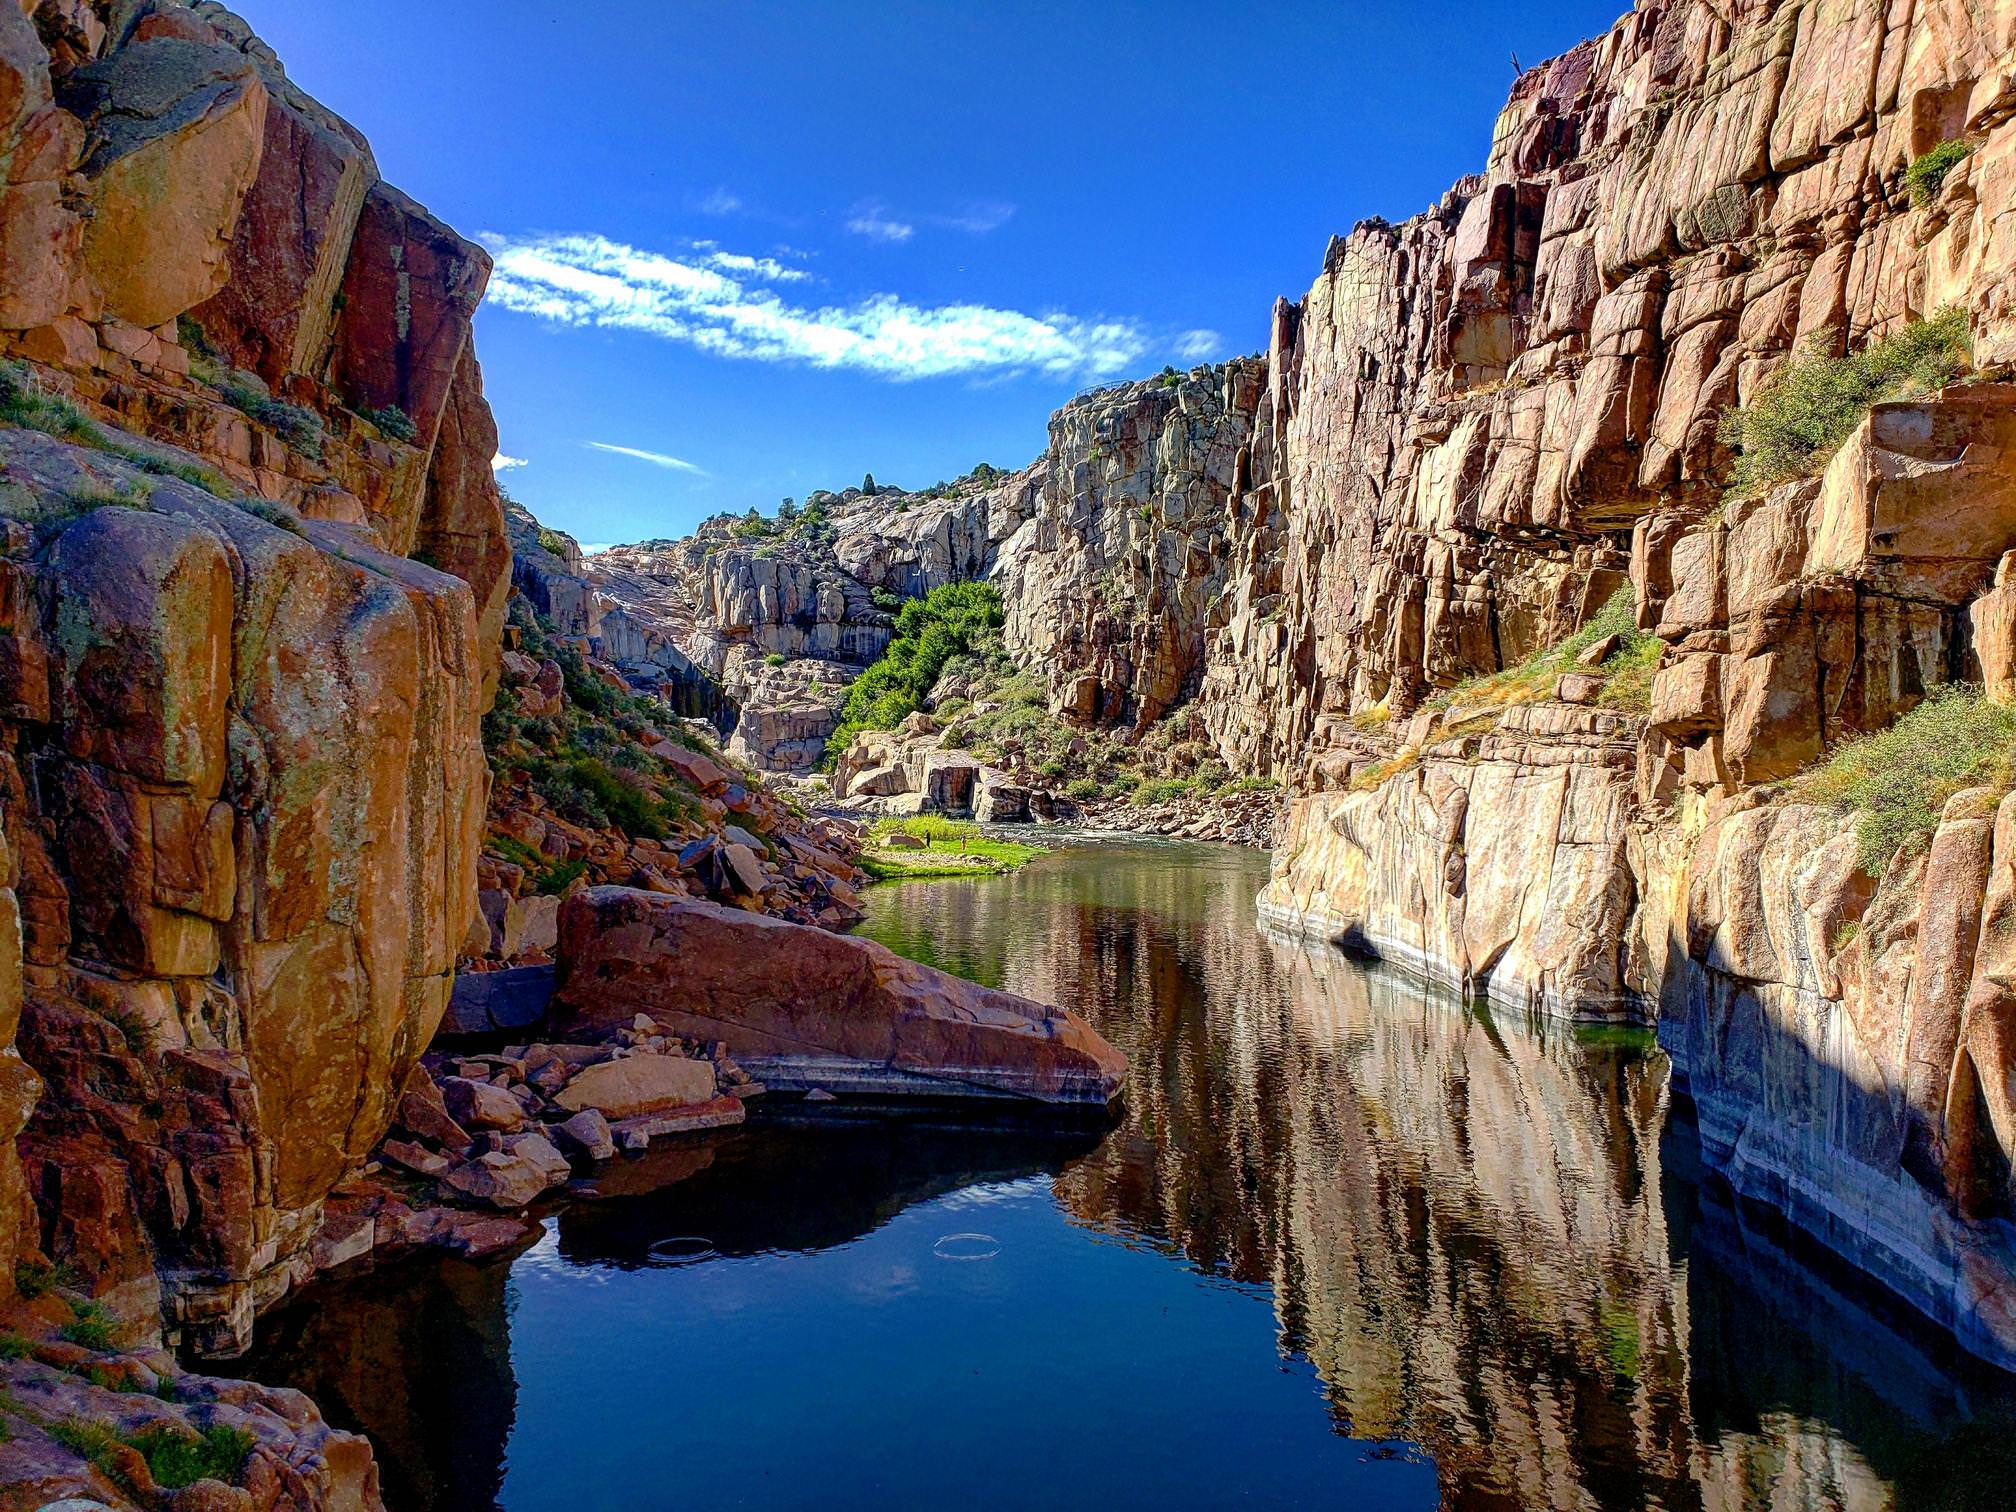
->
(1054, 933, 1695, 1509)
(553, 1120, 1100, 1268)
(860, 846, 2016, 1509)
(229, 1254, 523, 1512)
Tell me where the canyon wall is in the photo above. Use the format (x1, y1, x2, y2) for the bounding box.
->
(0, 0, 508, 1362)
(1237, 0, 2016, 1370)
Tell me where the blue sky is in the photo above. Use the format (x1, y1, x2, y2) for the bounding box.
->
(242, 0, 1626, 547)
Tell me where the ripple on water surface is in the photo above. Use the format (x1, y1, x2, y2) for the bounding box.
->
(233, 837, 2016, 1512)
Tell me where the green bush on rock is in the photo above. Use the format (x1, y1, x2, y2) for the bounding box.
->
(1804, 684, 2016, 872)
(825, 582, 1004, 759)
(1717, 309, 1971, 494)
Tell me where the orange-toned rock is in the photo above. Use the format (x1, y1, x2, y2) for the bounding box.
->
(331, 182, 491, 453)
(553, 1054, 716, 1119)
(0, 5, 84, 332)
(1, 427, 486, 1353)
(553, 888, 1126, 1105)
(416, 349, 511, 699)
(185, 21, 377, 386)
(62, 33, 270, 328)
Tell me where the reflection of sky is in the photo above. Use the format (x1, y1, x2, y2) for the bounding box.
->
(241, 838, 2016, 1512)
(498, 1174, 1438, 1511)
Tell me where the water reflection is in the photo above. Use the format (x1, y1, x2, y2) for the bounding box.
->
(232, 839, 2016, 1511)
(862, 840, 2016, 1510)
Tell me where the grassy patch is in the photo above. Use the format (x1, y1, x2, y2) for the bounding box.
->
(860, 815, 1042, 880)
(50, 1417, 121, 1465)
(1349, 751, 1420, 793)
(59, 1299, 114, 1351)
(1802, 684, 2016, 872)
(124, 1422, 256, 1490)
(1, 360, 266, 520)
(1906, 139, 1973, 206)
(1717, 309, 1971, 494)
(1433, 585, 1660, 714)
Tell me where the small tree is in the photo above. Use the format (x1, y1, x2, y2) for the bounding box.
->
(862, 472, 877, 494)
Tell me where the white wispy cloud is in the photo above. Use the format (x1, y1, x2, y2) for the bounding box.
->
(491, 452, 527, 472)
(586, 441, 706, 474)
(929, 201, 1016, 234)
(844, 201, 914, 243)
(696, 188, 743, 216)
(483, 231, 1150, 381)
(1173, 329, 1220, 361)
(699, 249, 811, 283)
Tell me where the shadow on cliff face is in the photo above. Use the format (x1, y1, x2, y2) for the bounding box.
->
(1665, 1105, 2016, 1512)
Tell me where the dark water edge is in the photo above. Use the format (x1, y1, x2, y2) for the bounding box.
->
(232, 838, 2016, 1511)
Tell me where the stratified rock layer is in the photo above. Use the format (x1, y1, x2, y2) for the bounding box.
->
(552, 887, 1127, 1105)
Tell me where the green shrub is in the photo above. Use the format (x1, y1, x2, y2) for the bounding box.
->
(764, 652, 786, 667)
(824, 582, 1004, 760)
(217, 376, 324, 460)
(532, 858, 587, 896)
(60, 1300, 114, 1351)
(364, 404, 419, 442)
(14, 1259, 76, 1299)
(1905, 139, 1973, 206)
(1064, 777, 1102, 801)
(1224, 776, 1281, 795)
(870, 585, 903, 613)
(1718, 309, 1971, 494)
(1804, 684, 2016, 872)
(534, 526, 570, 557)
(0, 1331, 29, 1362)
(123, 1423, 256, 1490)
(1130, 777, 1197, 807)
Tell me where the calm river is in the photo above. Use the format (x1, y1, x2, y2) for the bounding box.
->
(238, 838, 2016, 1510)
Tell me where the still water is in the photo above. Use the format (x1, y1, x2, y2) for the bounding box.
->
(240, 838, 2016, 1510)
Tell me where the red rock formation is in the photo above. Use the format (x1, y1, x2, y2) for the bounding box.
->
(552, 887, 1127, 1106)
(0, 0, 510, 1374)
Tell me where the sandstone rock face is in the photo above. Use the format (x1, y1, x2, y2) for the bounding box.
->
(1231, 0, 2016, 1372)
(552, 887, 1127, 1105)
(1261, 705, 1643, 1019)
(60, 29, 269, 328)
(0, 2, 512, 1374)
(0, 432, 485, 1354)
(997, 364, 1260, 731)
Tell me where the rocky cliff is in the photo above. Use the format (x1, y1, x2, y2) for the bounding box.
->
(0, 0, 516, 1386)
(1234, 0, 2016, 1371)
(563, 0, 2016, 1374)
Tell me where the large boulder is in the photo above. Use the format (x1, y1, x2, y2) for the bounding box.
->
(60, 31, 270, 327)
(552, 888, 1126, 1105)
(552, 1054, 716, 1120)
